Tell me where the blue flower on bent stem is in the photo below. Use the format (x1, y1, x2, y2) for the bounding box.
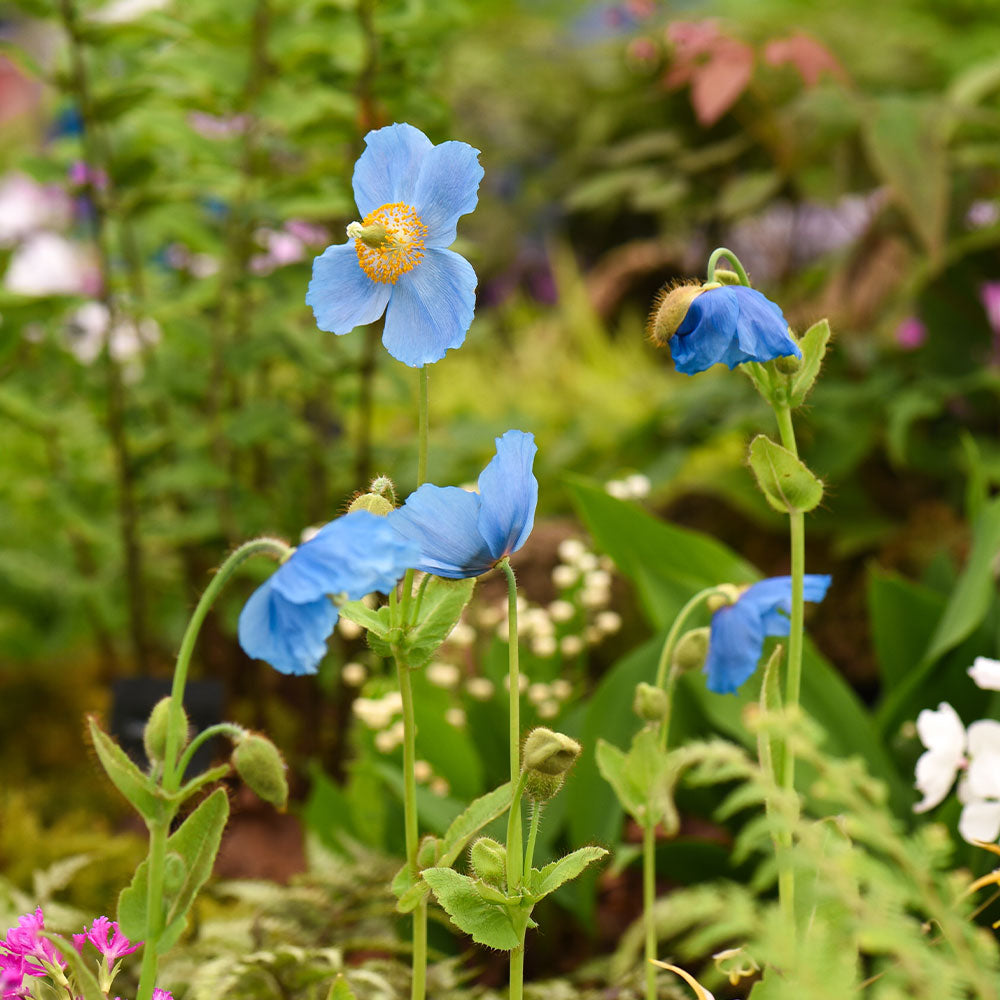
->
(671, 284, 800, 376)
(388, 429, 538, 579)
(705, 574, 831, 694)
(306, 122, 484, 368)
(239, 510, 421, 676)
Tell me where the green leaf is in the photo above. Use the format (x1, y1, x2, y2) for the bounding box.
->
(338, 601, 390, 636)
(421, 867, 521, 950)
(438, 781, 514, 867)
(401, 576, 476, 668)
(863, 96, 947, 259)
(789, 319, 831, 407)
(755, 644, 784, 781)
(717, 170, 782, 219)
(118, 788, 229, 951)
(596, 740, 639, 818)
(747, 435, 824, 514)
(528, 846, 608, 901)
(42, 933, 104, 1000)
(596, 730, 677, 830)
(88, 717, 168, 823)
(326, 975, 357, 1000)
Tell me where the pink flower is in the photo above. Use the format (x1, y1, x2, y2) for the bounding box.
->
(978, 281, 1000, 364)
(895, 315, 927, 350)
(0, 908, 64, 977)
(77, 917, 140, 963)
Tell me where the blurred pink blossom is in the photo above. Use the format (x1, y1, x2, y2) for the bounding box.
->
(895, 315, 927, 351)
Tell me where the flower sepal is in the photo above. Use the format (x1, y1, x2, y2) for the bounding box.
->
(747, 434, 824, 515)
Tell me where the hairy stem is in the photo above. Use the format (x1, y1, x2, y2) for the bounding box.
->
(643, 820, 657, 1000)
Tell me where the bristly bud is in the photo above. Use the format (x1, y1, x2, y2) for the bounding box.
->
(348, 475, 397, 516)
(647, 280, 707, 347)
(707, 584, 744, 613)
(672, 627, 710, 673)
(522, 727, 582, 775)
(713, 269, 741, 285)
(144, 697, 187, 764)
(469, 837, 507, 887)
(232, 733, 289, 809)
(417, 835, 440, 869)
(772, 351, 801, 375)
(633, 681, 669, 722)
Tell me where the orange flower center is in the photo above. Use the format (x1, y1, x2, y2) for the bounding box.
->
(353, 202, 427, 284)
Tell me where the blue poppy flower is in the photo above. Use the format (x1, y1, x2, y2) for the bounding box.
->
(239, 510, 421, 675)
(388, 430, 538, 579)
(704, 574, 831, 694)
(671, 285, 800, 376)
(306, 122, 484, 368)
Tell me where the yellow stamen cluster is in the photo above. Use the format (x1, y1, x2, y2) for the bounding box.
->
(353, 202, 427, 284)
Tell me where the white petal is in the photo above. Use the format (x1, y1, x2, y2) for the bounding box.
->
(969, 657, 1000, 691)
(969, 719, 1000, 757)
(969, 750, 1000, 800)
(916, 702, 966, 758)
(958, 774, 973, 805)
(913, 748, 961, 813)
(959, 799, 1000, 844)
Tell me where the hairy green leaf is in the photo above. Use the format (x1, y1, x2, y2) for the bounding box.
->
(421, 867, 521, 950)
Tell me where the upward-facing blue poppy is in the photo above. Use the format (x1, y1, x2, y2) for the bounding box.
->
(239, 510, 420, 676)
(649, 282, 800, 376)
(704, 574, 831, 694)
(306, 122, 483, 368)
(388, 430, 538, 579)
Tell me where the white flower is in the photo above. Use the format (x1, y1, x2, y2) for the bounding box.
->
(341, 662, 366, 687)
(445, 707, 467, 728)
(0, 174, 69, 246)
(552, 564, 579, 589)
(557, 538, 587, 563)
(548, 600, 575, 623)
(447, 621, 476, 647)
(595, 610, 622, 635)
(560, 634, 585, 657)
(531, 635, 557, 658)
(465, 677, 494, 701)
(5, 232, 93, 296)
(528, 683, 550, 705)
(969, 657, 1000, 691)
(913, 702, 966, 813)
(427, 662, 460, 689)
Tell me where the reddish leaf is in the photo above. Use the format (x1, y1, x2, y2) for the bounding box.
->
(764, 32, 848, 87)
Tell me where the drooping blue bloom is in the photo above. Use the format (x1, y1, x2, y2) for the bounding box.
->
(388, 430, 538, 579)
(239, 510, 421, 675)
(306, 122, 484, 368)
(704, 574, 831, 694)
(671, 285, 800, 375)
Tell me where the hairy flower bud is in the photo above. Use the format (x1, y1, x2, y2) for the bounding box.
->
(232, 733, 288, 809)
(469, 837, 507, 887)
(522, 727, 582, 776)
(633, 681, 669, 722)
(348, 475, 398, 516)
(707, 584, 744, 613)
(647, 281, 711, 347)
(673, 627, 710, 674)
(143, 697, 187, 764)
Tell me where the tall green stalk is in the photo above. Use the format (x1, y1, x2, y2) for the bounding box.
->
(136, 536, 290, 1000)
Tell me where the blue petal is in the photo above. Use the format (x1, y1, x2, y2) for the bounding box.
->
(740, 574, 831, 634)
(352, 123, 432, 217)
(273, 510, 420, 604)
(731, 286, 800, 364)
(476, 430, 538, 561)
(411, 140, 484, 248)
(238, 577, 337, 676)
(306, 242, 391, 334)
(382, 248, 477, 367)
(704, 601, 765, 694)
(388, 485, 493, 578)
(672, 287, 741, 374)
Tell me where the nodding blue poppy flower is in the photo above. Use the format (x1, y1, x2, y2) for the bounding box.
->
(388, 430, 538, 579)
(238, 511, 420, 676)
(306, 122, 484, 368)
(704, 574, 831, 694)
(670, 285, 800, 376)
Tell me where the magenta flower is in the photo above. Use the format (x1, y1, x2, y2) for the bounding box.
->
(895, 316, 927, 351)
(0, 909, 64, 977)
(979, 281, 1000, 364)
(74, 917, 140, 963)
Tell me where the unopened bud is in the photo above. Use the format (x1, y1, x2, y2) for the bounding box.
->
(647, 281, 709, 347)
(673, 627, 710, 673)
(712, 269, 741, 285)
(348, 476, 397, 515)
(772, 351, 801, 374)
(232, 733, 288, 809)
(633, 681, 669, 722)
(469, 837, 506, 887)
(707, 584, 743, 613)
(417, 835, 439, 869)
(144, 697, 187, 764)
(522, 727, 582, 776)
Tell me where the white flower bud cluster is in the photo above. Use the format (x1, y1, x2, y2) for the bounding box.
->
(604, 473, 651, 501)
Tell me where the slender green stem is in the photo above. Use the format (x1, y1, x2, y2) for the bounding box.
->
(498, 558, 524, 888)
(394, 652, 420, 877)
(505, 772, 530, 895)
(174, 722, 246, 783)
(411, 888, 428, 1000)
(509, 936, 525, 1000)
(135, 820, 168, 1000)
(706, 247, 750, 286)
(642, 820, 657, 1000)
(162, 537, 291, 793)
(523, 802, 542, 876)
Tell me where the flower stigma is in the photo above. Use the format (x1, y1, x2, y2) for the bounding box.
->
(348, 202, 427, 283)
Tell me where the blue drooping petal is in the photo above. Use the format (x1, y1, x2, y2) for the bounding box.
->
(703, 574, 831, 694)
(273, 510, 421, 604)
(476, 430, 538, 561)
(382, 248, 477, 367)
(389, 485, 493, 578)
(411, 140, 484, 248)
(238, 577, 337, 676)
(306, 242, 391, 334)
(671, 285, 799, 375)
(352, 123, 432, 217)
(672, 288, 741, 374)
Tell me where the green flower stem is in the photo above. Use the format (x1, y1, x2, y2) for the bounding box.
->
(162, 537, 291, 794)
(523, 802, 542, 876)
(706, 247, 750, 286)
(509, 936, 526, 1000)
(135, 820, 167, 1000)
(654, 585, 725, 750)
(642, 820, 657, 1000)
(174, 722, 246, 783)
(499, 557, 523, 891)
